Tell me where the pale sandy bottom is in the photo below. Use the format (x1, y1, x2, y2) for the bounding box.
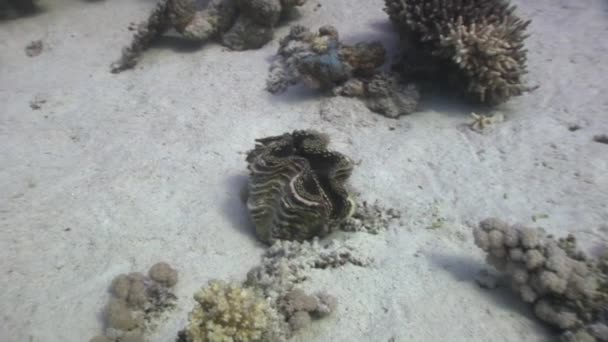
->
(1, 0, 607, 341)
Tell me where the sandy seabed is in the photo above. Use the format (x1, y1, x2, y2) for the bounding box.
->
(1, 0, 607, 341)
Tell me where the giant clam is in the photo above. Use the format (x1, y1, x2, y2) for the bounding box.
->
(245, 130, 355, 244)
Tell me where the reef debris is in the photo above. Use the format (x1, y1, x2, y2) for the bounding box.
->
(469, 112, 505, 132)
(384, 0, 536, 104)
(474, 218, 608, 341)
(244, 130, 356, 244)
(111, 0, 306, 73)
(267, 25, 420, 117)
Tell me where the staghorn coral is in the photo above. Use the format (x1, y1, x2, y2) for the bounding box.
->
(90, 262, 178, 342)
(473, 218, 608, 341)
(384, 0, 535, 104)
(111, 0, 306, 73)
(178, 280, 286, 342)
(244, 130, 356, 244)
(267, 25, 420, 117)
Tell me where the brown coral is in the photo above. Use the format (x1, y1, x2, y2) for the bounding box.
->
(384, 0, 535, 104)
(111, 0, 306, 72)
(474, 218, 608, 341)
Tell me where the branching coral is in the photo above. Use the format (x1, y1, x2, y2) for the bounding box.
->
(111, 0, 306, 73)
(267, 25, 420, 117)
(244, 130, 356, 244)
(178, 280, 286, 342)
(474, 218, 608, 341)
(384, 0, 535, 104)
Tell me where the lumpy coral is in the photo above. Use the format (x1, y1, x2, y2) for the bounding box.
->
(267, 25, 420, 117)
(474, 218, 608, 341)
(90, 262, 179, 342)
(111, 0, 306, 72)
(244, 130, 356, 244)
(179, 280, 285, 342)
(279, 288, 338, 331)
(384, 0, 535, 104)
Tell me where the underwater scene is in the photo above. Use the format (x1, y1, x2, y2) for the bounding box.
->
(1, 0, 608, 341)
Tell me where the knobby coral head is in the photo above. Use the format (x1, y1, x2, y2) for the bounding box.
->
(245, 130, 356, 244)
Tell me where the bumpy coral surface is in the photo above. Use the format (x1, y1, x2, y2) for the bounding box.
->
(267, 25, 420, 117)
(180, 280, 283, 342)
(90, 263, 179, 342)
(474, 218, 608, 341)
(245, 130, 355, 244)
(111, 0, 306, 72)
(385, 0, 534, 104)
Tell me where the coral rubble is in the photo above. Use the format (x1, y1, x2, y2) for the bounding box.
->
(384, 0, 535, 104)
(267, 25, 420, 117)
(111, 0, 306, 73)
(340, 200, 402, 235)
(89, 262, 179, 342)
(474, 218, 608, 341)
(246, 238, 371, 303)
(244, 130, 355, 244)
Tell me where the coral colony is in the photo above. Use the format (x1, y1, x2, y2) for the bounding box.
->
(267, 25, 421, 118)
(384, 0, 535, 104)
(474, 218, 608, 342)
(69, 1, 601, 341)
(111, 0, 306, 73)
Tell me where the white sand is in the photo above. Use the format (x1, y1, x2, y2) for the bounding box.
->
(1, 0, 607, 341)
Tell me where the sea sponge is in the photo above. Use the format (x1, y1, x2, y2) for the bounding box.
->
(179, 280, 285, 342)
(384, 0, 535, 104)
(111, 0, 306, 72)
(473, 218, 608, 341)
(267, 25, 420, 117)
(245, 130, 356, 244)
